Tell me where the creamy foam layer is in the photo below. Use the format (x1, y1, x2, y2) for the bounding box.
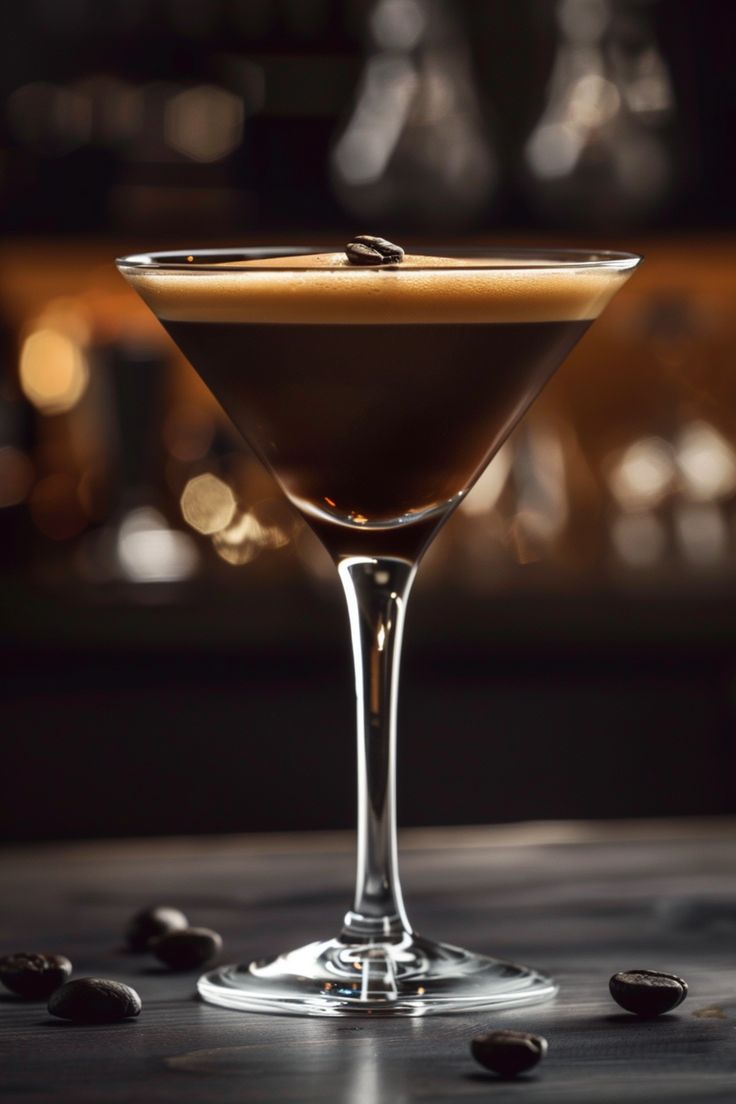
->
(122, 251, 636, 325)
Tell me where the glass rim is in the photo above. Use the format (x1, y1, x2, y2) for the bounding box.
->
(116, 245, 642, 274)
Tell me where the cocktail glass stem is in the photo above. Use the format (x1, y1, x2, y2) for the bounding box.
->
(198, 544, 555, 1012)
(337, 556, 416, 943)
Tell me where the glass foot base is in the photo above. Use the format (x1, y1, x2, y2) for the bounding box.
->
(197, 934, 557, 1017)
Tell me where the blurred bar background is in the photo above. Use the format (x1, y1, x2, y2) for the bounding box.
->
(1, 0, 735, 842)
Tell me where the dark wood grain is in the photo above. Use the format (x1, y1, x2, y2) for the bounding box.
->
(2, 819, 736, 1103)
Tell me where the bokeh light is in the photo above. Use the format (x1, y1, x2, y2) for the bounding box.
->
(676, 421, 736, 503)
(7, 81, 91, 154)
(212, 499, 294, 566)
(180, 473, 236, 535)
(674, 502, 728, 567)
(117, 507, 198, 583)
(608, 437, 675, 512)
(212, 510, 266, 566)
(164, 84, 243, 162)
(611, 511, 667, 569)
(19, 327, 89, 415)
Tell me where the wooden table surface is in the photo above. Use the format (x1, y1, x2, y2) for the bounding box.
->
(3, 818, 736, 1103)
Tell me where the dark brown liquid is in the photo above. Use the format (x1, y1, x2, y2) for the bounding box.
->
(163, 321, 590, 560)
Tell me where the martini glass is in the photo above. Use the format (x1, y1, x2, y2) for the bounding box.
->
(117, 246, 640, 1016)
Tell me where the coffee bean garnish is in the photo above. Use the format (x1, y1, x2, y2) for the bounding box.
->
(345, 235, 405, 266)
(125, 906, 189, 951)
(0, 953, 72, 999)
(471, 1029, 548, 1078)
(152, 927, 222, 971)
(48, 978, 142, 1023)
(609, 970, 688, 1017)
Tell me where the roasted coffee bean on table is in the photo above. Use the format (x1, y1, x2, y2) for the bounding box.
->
(152, 927, 223, 970)
(125, 905, 189, 951)
(471, 1029, 548, 1077)
(48, 978, 142, 1023)
(345, 235, 405, 265)
(609, 970, 688, 1017)
(0, 953, 72, 998)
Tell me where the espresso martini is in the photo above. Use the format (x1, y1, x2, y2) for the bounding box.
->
(125, 247, 631, 560)
(117, 243, 640, 1016)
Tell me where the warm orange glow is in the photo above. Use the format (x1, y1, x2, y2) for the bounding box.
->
(163, 404, 215, 462)
(19, 327, 89, 414)
(35, 297, 92, 344)
(324, 496, 336, 507)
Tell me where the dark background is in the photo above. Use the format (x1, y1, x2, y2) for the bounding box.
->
(1, 0, 736, 842)
(0, 0, 734, 236)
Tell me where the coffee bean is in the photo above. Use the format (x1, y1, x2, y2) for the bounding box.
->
(0, 953, 72, 999)
(152, 927, 222, 970)
(48, 978, 142, 1023)
(345, 235, 405, 265)
(125, 906, 189, 951)
(609, 970, 688, 1017)
(471, 1029, 548, 1078)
